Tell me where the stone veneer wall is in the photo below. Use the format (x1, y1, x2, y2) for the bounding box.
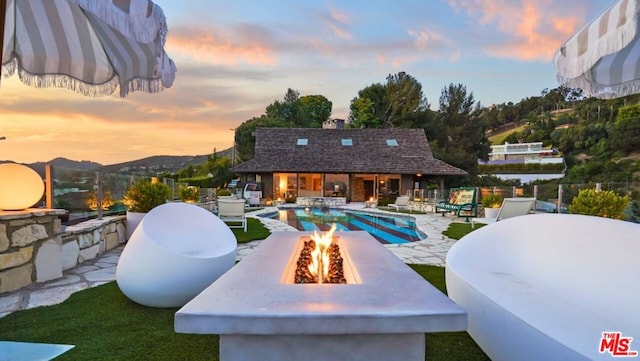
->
(0, 210, 126, 294)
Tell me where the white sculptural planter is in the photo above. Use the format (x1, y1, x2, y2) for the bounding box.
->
(117, 202, 237, 307)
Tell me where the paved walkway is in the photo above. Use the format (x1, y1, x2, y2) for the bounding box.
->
(0, 204, 459, 318)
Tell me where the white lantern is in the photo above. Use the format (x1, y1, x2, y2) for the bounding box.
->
(0, 163, 45, 210)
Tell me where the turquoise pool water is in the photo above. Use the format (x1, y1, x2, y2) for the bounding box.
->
(259, 207, 427, 244)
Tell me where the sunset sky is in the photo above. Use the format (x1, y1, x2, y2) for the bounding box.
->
(0, 0, 613, 165)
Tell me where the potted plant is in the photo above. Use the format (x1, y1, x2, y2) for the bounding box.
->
(481, 194, 504, 218)
(123, 179, 171, 239)
(179, 185, 201, 203)
(216, 188, 234, 199)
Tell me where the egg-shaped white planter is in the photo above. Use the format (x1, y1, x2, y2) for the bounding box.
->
(0, 163, 45, 210)
(116, 202, 237, 307)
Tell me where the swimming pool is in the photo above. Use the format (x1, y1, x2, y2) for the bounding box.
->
(259, 207, 427, 244)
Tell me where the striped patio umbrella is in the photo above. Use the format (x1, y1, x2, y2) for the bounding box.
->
(554, 0, 640, 99)
(0, 0, 176, 97)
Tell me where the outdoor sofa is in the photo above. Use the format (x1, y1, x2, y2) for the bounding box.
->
(446, 213, 640, 360)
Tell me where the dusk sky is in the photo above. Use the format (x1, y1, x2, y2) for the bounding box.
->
(0, 0, 614, 165)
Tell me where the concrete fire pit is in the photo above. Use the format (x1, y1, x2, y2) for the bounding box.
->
(175, 231, 467, 361)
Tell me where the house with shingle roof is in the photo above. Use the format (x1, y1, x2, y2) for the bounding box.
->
(231, 127, 466, 202)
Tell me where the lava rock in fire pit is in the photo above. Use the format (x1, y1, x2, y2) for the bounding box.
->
(295, 240, 346, 284)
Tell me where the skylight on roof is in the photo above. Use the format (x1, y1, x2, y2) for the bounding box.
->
(386, 139, 399, 146)
(341, 138, 353, 146)
(297, 138, 308, 146)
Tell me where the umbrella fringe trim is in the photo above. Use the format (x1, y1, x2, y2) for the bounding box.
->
(122, 78, 167, 97)
(554, 0, 640, 80)
(3, 58, 119, 97)
(559, 73, 640, 100)
(18, 70, 120, 97)
(1, 59, 18, 78)
(70, 0, 169, 45)
(3, 57, 170, 98)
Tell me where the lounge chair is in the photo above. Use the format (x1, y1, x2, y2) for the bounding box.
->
(217, 198, 248, 232)
(471, 197, 535, 228)
(389, 195, 410, 211)
(117, 202, 237, 307)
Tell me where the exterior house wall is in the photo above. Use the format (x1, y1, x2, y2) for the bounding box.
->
(261, 173, 274, 199)
(400, 176, 415, 197)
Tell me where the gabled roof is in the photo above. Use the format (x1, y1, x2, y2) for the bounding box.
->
(232, 128, 467, 176)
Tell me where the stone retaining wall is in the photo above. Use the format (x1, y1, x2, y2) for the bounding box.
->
(0, 210, 126, 294)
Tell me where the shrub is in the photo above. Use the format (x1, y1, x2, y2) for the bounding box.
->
(481, 194, 504, 208)
(216, 189, 232, 197)
(85, 190, 115, 210)
(122, 179, 171, 213)
(179, 186, 200, 203)
(568, 189, 630, 220)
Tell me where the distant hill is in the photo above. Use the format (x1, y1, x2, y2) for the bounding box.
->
(99, 147, 233, 175)
(99, 155, 209, 174)
(1, 147, 233, 177)
(23, 158, 102, 177)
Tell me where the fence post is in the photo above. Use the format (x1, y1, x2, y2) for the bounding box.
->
(533, 185, 538, 211)
(557, 184, 563, 213)
(512, 186, 517, 198)
(96, 172, 103, 220)
(596, 183, 601, 192)
(45, 164, 54, 209)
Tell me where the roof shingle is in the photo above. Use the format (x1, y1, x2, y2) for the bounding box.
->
(232, 128, 467, 176)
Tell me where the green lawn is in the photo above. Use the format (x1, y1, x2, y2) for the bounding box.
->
(0, 264, 488, 360)
(232, 217, 271, 243)
(442, 222, 484, 240)
(488, 124, 527, 144)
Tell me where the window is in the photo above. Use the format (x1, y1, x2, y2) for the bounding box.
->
(341, 138, 353, 146)
(297, 138, 308, 146)
(386, 139, 399, 146)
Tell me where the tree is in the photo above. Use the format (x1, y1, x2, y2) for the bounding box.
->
(384, 72, 429, 127)
(266, 88, 300, 125)
(433, 83, 489, 177)
(298, 95, 332, 128)
(349, 72, 429, 129)
(349, 82, 387, 128)
(235, 116, 288, 162)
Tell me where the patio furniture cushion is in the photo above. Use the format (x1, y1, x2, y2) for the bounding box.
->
(435, 187, 478, 220)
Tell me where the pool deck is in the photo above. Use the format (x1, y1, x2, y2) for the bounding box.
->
(0, 203, 458, 318)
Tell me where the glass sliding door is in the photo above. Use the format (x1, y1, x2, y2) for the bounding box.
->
(324, 174, 349, 198)
(273, 173, 298, 199)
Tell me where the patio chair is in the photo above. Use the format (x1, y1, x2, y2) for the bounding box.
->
(116, 202, 237, 307)
(471, 197, 535, 228)
(389, 195, 410, 211)
(217, 198, 247, 232)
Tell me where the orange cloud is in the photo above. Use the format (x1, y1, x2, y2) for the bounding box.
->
(448, 0, 591, 61)
(326, 8, 353, 39)
(408, 28, 451, 52)
(166, 26, 276, 66)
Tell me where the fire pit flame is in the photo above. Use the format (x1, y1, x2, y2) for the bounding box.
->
(294, 223, 346, 284)
(308, 223, 336, 284)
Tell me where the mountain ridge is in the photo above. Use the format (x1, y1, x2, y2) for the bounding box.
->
(1, 147, 233, 176)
